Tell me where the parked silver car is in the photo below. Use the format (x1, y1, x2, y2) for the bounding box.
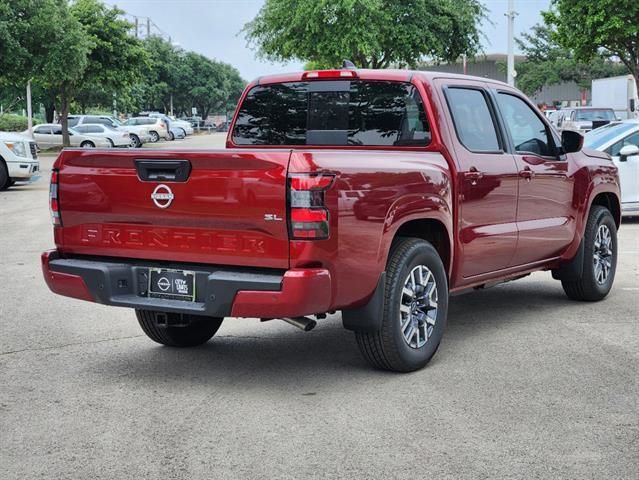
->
(27, 124, 111, 149)
(122, 117, 168, 142)
(73, 124, 133, 147)
(67, 115, 153, 148)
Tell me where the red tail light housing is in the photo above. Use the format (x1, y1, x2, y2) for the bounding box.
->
(288, 173, 334, 240)
(50, 169, 62, 226)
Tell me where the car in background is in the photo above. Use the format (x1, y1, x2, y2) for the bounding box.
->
(73, 124, 133, 147)
(556, 107, 617, 133)
(548, 110, 560, 128)
(148, 113, 194, 136)
(28, 124, 112, 149)
(184, 116, 206, 128)
(122, 117, 168, 143)
(584, 119, 639, 216)
(216, 120, 231, 132)
(67, 115, 153, 148)
(0, 131, 39, 190)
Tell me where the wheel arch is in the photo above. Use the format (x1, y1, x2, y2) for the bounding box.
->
(389, 217, 452, 279)
(590, 192, 621, 228)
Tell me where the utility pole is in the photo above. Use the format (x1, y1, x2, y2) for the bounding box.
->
(146, 17, 150, 37)
(26, 80, 33, 138)
(506, 0, 517, 87)
(170, 94, 174, 117)
(135, 16, 139, 38)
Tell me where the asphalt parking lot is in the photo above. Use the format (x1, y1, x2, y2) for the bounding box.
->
(1, 135, 638, 479)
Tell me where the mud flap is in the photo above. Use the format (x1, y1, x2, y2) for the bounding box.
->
(552, 237, 585, 281)
(342, 272, 385, 333)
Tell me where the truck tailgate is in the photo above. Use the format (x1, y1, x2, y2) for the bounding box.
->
(55, 149, 291, 269)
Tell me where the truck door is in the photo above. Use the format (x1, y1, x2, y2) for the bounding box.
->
(493, 91, 575, 266)
(437, 80, 519, 278)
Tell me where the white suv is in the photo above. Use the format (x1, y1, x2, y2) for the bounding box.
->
(0, 131, 40, 190)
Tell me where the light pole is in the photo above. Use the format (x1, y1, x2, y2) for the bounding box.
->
(26, 80, 33, 138)
(506, 0, 517, 87)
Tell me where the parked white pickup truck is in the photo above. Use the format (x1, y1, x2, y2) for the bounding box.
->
(0, 131, 40, 190)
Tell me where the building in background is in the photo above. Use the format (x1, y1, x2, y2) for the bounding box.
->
(418, 53, 588, 107)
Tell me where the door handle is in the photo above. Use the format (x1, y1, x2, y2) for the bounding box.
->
(464, 167, 484, 185)
(519, 166, 534, 180)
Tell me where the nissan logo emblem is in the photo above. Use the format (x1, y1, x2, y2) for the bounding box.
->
(151, 184, 174, 209)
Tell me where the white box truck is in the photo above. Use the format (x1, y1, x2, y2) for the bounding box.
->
(591, 75, 638, 120)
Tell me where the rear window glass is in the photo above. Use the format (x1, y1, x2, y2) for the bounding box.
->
(445, 88, 500, 152)
(575, 109, 615, 121)
(232, 80, 430, 146)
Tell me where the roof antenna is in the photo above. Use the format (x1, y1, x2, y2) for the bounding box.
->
(342, 59, 356, 69)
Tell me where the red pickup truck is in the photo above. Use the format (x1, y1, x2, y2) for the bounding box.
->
(42, 68, 621, 372)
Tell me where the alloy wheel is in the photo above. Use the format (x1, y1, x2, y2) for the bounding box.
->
(593, 224, 613, 285)
(400, 265, 438, 349)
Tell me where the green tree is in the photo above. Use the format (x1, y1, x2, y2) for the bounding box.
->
(53, 0, 146, 144)
(514, 23, 628, 98)
(0, 0, 91, 128)
(243, 0, 486, 69)
(544, 0, 639, 97)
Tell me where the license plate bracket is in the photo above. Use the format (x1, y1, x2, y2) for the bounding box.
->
(147, 268, 196, 301)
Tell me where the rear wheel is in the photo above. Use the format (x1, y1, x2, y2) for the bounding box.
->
(149, 131, 159, 143)
(136, 310, 224, 347)
(561, 205, 617, 301)
(107, 138, 114, 148)
(129, 134, 140, 148)
(167, 130, 175, 141)
(355, 237, 448, 372)
(80, 141, 95, 148)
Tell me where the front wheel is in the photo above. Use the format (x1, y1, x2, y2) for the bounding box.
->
(561, 205, 617, 301)
(136, 310, 224, 347)
(355, 237, 448, 372)
(80, 141, 95, 148)
(0, 160, 10, 190)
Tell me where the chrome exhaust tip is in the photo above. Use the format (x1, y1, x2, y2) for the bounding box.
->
(282, 316, 317, 332)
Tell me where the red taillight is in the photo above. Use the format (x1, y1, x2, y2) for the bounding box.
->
(288, 173, 334, 240)
(50, 169, 61, 226)
(302, 70, 358, 80)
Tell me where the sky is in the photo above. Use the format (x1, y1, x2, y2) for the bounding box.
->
(104, 0, 552, 81)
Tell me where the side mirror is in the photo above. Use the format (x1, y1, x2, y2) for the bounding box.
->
(561, 130, 583, 154)
(619, 144, 639, 162)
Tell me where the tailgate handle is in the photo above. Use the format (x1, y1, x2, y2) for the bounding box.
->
(135, 160, 191, 182)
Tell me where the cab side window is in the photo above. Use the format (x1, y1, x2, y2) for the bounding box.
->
(496, 93, 556, 157)
(445, 87, 501, 152)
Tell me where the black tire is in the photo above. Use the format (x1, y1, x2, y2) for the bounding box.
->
(167, 131, 175, 141)
(149, 131, 159, 143)
(136, 310, 224, 347)
(355, 237, 449, 372)
(130, 134, 141, 148)
(106, 138, 114, 148)
(561, 205, 617, 301)
(0, 159, 9, 190)
(179, 127, 186, 137)
(80, 141, 95, 148)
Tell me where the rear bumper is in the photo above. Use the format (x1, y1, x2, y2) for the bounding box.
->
(41, 250, 331, 318)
